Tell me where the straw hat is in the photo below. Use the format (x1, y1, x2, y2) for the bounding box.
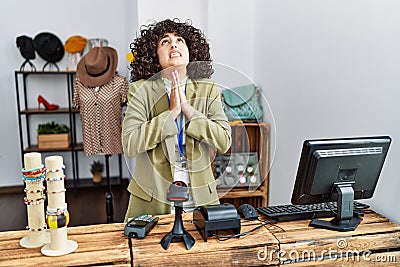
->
(76, 46, 118, 87)
(64, 36, 87, 53)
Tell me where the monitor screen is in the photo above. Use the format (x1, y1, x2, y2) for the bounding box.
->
(291, 136, 391, 205)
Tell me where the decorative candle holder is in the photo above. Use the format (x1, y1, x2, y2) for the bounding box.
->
(41, 155, 78, 256)
(20, 152, 49, 248)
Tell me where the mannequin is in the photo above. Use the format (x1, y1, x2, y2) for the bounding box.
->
(73, 47, 128, 155)
(73, 46, 128, 222)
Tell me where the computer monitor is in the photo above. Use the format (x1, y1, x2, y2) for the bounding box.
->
(291, 136, 391, 231)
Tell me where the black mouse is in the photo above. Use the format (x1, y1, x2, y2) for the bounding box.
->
(238, 204, 258, 220)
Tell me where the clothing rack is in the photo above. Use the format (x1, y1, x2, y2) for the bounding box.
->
(105, 154, 114, 223)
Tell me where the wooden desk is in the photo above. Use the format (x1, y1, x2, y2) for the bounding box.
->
(127, 213, 279, 266)
(0, 223, 130, 266)
(0, 210, 399, 266)
(268, 209, 400, 266)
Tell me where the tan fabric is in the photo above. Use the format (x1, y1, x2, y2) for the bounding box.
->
(73, 74, 128, 155)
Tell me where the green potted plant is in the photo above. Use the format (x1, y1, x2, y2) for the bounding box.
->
(90, 160, 104, 184)
(37, 121, 70, 149)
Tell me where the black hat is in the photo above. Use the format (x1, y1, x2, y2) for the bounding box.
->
(16, 35, 36, 60)
(33, 32, 64, 63)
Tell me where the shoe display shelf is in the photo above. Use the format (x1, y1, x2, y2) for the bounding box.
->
(216, 122, 270, 208)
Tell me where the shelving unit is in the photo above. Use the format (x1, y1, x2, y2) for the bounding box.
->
(217, 122, 270, 208)
(14, 70, 124, 189)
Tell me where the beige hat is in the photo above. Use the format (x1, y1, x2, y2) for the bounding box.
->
(76, 47, 117, 87)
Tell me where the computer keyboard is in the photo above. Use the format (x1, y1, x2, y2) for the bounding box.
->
(257, 201, 370, 222)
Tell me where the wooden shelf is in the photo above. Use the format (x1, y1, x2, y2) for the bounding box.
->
(20, 108, 79, 114)
(218, 188, 267, 199)
(15, 70, 125, 196)
(24, 143, 84, 153)
(65, 177, 129, 189)
(15, 70, 76, 74)
(216, 122, 270, 208)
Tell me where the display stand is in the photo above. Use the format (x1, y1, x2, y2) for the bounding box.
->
(105, 154, 114, 223)
(14, 71, 125, 190)
(160, 203, 195, 250)
(19, 60, 36, 72)
(42, 62, 60, 71)
(161, 182, 195, 250)
(217, 122, 270, 208)
(310, 182, 362, 231)
(41, 156, 77, 256)
(20, 152, 48, 248)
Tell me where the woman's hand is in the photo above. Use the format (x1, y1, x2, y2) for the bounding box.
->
(172, 70, 195, 120)
(169, 70, 181, 119)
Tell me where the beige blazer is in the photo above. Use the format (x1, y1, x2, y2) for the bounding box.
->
(122, 78, 231, 212)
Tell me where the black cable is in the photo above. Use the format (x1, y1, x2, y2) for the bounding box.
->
(209, 220, 279, 241)
(128, 233, 135, 267)
(258, 218, 285, 232)
(323, 194, 337, 215)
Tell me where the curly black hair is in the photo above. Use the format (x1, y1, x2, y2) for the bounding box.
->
(129, 18, 214, 82)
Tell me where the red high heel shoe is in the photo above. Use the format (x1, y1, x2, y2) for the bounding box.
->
(37, 95, 59, 110)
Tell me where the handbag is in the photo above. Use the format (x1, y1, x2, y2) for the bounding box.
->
(222, 84, 263, 121)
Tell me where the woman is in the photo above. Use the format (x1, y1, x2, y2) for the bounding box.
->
(122, 19, 231, 220)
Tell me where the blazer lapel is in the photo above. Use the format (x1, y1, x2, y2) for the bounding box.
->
(151, 79, 169, 116)
(185, 78, 197, 102)
(150, 79, 176, 175)
(184, 79, 197, 166)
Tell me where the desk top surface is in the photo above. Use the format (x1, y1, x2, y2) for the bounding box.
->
(0, 210, 399, 266)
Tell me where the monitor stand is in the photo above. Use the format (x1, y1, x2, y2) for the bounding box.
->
(309, 183, 362, 231)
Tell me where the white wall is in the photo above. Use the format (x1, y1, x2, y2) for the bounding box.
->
(137, 0, 208, 35)
(137, 0, 258, 89)
(254, 0, 400, 223)
(208, 0, 256, 84)
(0, 0, 136, 185)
